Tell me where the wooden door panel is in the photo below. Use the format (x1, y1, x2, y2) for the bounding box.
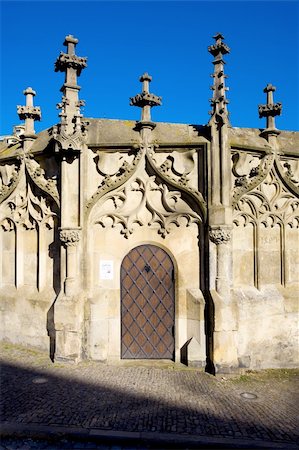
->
(121, 245, 175, 359)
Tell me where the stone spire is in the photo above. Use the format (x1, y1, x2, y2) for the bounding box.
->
(54, 35, 87, 136)
(208, 33, 230, 127)
(258, 83, 282, 137)
(17, 87, 41, 137)
(130, 73, 162, 130)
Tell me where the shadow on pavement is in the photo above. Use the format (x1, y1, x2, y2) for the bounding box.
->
(0, 360, 298, 449)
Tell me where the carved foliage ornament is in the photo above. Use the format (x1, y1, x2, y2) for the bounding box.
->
(59, 228, 81, 246)
(209, 227, 232, 244)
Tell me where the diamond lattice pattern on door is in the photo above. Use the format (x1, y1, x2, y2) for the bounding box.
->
(121, 245, 175, 359)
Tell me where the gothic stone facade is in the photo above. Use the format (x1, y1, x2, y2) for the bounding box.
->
(0, 34, 298, 373)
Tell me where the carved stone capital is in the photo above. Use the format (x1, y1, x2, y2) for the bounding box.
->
(209, 226, 231, 245)
(59, 228, 81, 247)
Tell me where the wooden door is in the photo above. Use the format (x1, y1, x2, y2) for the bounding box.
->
(121, 245, 175, 359)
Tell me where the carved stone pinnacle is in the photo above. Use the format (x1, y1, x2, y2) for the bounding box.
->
(258, 83, 282, 133)
(54, 35, 87, 140)
(208, 33, 230, 126)
(17, 87, 41, 136)
(130, 73, 162, 124)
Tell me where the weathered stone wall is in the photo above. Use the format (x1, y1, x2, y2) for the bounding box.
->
(230, 139, 299, 370)
(0, 121, 298, 372)
(0, 155, 60, 351)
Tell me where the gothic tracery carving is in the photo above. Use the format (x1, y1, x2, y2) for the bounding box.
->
(0, 152, 59, 210)
(146, 145, 206, 219)
(87, 134, 207, 228)
(86, 146, 144, 213)
(95, 151, 134, 177)
(233, 166, 299, 289)
(0, 163, 20, 203)
(233, 170, 299, 229)
(159, 150, 196, 176)
(4, 184, 55, 230)
(232, 151, 275, 208)
(94, 176, 201, 239)
(24, 154, 59, 206)
(274, 156, 299, 198)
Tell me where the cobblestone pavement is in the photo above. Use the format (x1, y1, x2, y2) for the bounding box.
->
(1, 343, 299, 449)
(0, 437, 149, 449)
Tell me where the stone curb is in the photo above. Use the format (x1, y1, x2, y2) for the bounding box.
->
(1, 422, 298, 449)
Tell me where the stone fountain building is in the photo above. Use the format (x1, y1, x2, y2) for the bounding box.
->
(0, 34, 298, 373)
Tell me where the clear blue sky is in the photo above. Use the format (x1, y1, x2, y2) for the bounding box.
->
(1, 1, 298, 135)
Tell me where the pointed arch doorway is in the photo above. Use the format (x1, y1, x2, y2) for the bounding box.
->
(121, 244, 175, 359)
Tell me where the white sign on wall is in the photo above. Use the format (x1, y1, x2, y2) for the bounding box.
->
(100, 260, 114, 280)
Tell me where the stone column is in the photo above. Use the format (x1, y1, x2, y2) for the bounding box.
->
(54, 226, 83, 363)
(209, 226, 237, 372)
(209, 226, 232, 298)
(59, 227, 81, 296)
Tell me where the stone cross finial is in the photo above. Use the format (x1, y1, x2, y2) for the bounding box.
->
(55, 35, 87, 135)
(64, 34, 78, 56)
(17, 87, 41, 136)
(130, 73, 162, 126)
(208, 33, 230, 127)
(55, 34, 87, 80)
(258, 83, 282, 133)
(140, 72, 151, 94)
